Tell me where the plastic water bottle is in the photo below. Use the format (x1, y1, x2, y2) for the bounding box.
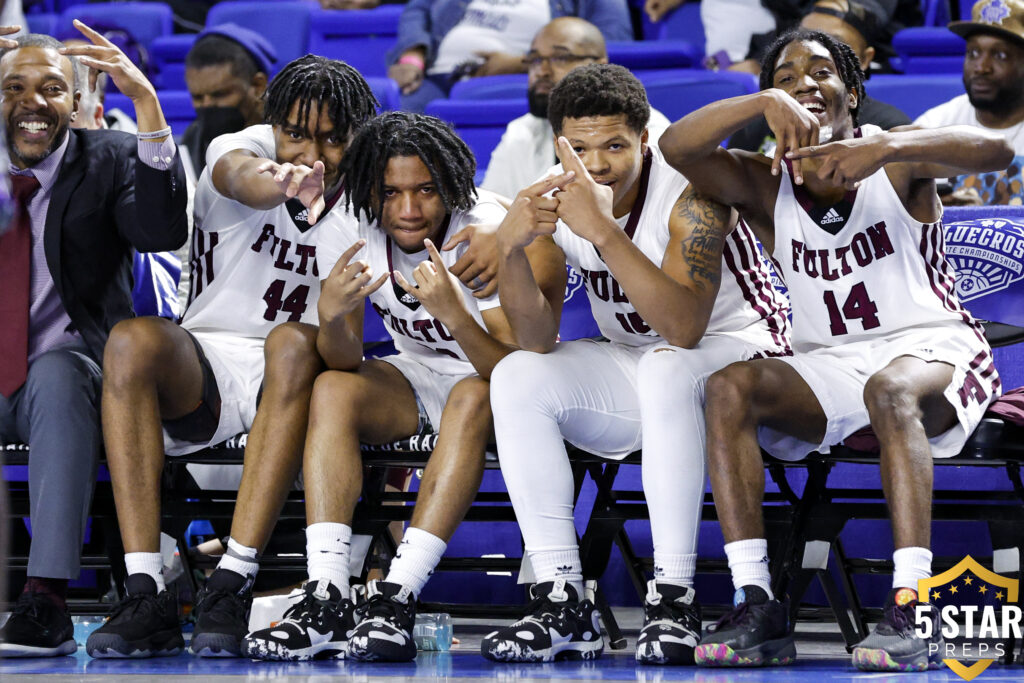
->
(72, 615, 101, 646)
(412, 612, 452, 651)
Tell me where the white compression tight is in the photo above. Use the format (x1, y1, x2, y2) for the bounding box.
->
(491, 336, 764, 587)
(638, 336, 764, 582)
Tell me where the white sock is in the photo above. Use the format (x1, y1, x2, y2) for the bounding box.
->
(527, 546, 584, 599)
(654, 552, 697, 588)
(125, 551, 165, 592)
(385, 527, 447, 597)
(216, 538, 260, 579)
(306, 522, 352, 589)
(893, 546, 932, 592)
(725, 539, 773, 597)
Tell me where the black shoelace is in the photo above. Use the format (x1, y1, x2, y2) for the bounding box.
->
(10, 593, 45, 621)
(106, 592, 161, 623)
(645, 598, 699, 632)
(710, 601, 751, 632)
(281, 593, 332, 624)
(885, 600, 915, 634)
(194, 587, 245, 620)
(357, 593, 408, 624)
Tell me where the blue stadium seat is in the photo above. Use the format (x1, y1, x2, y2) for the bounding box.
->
(26, 12, 58, 36)
(366, 76, 400, 111)
(205, 0, 314, 74)
(560, 267, 600, 341)
(867, 73, 964, 120)
(149, 34, 196, 91)
(921, 0, 952, 25)
(424, 98, 528, 184)
(132, 251, 181, 319)
(890, 27, 965, 73)
(642, 1, 705, 57)
(106, 90, 195, 137)
(639, 70, 758, 122)
(607, 39, 699, 70)
(308, 5, 402, 79)
(449, 74, 528, 101)
(57, 2, 173, 50)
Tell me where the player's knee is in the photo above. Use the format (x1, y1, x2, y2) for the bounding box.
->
(864, 371, 920, 425)
(638, 345, 700, 387)
(489, 351, 548, 409)
(309, 370, 360, 424)
(263, 322, 321, 387)
(445, 377, 492, 423)
(103, 318, 174, 385)
(705, 362, 757, 423)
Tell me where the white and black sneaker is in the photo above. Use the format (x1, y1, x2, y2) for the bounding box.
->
(347, 580, 417, 662)
(243, 579, 356, 661)
(635, 580, 702, 665)
(481, 580, 603, 662)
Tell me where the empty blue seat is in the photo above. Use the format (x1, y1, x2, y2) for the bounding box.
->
(149, 34, 196, 91)
(867, 74, 964, 120)
(26, 12, 58, 36)
(890, 27, 964, 74)
(366, 76, 400, 112)
(205, 1, 314, 73)
(58, 2, 172, 50)
(640, 70, 758, 122)
(607, 39, 699, 70)
(424, 98, 528, 184)
(642, 2, 705, 57)
(308, 5, 402, 78)
(107, 90, 195, 137)
(450, 74, 528, 101)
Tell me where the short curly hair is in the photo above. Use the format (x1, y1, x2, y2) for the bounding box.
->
(759, 28, 865, 126)
(547, 63, 650, 136)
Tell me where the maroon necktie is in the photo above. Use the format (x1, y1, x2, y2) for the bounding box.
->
(0, 173, 41, 398)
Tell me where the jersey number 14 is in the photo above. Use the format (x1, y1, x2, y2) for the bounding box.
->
(823, 282, 880, 336)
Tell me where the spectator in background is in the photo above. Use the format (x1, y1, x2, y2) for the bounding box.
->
(387, 0, 633, 113)
(63, 38, 137, 132)
(182, 24, 275, 178)
(915, 0, 1024, 206)
(0, 23, 187, 658)
(482, 17, 671, 199)
(729, 0, 910, 154)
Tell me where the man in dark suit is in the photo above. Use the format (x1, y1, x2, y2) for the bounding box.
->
(0, 23, 188, 657)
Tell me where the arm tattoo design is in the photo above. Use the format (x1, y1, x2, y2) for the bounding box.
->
(675, 186, 730, 291)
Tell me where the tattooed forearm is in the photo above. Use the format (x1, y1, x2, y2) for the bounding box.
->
(675, 185, 730, 291)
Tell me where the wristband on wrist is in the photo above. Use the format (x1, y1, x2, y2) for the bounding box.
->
(398, 54, 426, 71)
(137, 126, 172, 140)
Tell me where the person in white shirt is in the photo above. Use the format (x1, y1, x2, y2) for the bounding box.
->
(915, 0, 1024, 205)
(482, 17, 672, 199)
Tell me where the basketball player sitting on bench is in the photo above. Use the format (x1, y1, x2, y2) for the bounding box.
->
(659, 28, 1011, 672)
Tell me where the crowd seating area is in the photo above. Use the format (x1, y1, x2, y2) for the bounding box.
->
(7, 0, 1024, 646)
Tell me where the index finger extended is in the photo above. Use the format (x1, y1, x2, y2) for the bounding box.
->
(424, 238, 446, 271)
(786, 144, 827, 161)
(555, 136, 591, 181)
(519, 170, 576, 199)
(72, 20, 117, 48)
(328, 239, 366, 278)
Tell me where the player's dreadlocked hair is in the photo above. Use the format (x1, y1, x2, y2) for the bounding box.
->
(547, 63, 650, 136)
(759, 28, 865, 126)
(264, 55, 377, 138)
(341, 111, 477, 224)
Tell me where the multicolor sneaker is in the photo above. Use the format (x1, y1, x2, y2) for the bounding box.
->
(189, 569, 253, 657)
(694, 585, 796, 667)
(481, 580, 604, 662)
(243, 580, 356, 661)
(852, 587, 944, 672)
(347, 581, 418, 662)
(635, 580, 702, 665)
(86, 574, 184, 658)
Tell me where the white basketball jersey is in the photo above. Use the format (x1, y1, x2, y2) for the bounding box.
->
(551, 148, 790, 351)
(317, 191, 506, 376)
(182, 125, 350, 339)
(771, 125, 990, 353)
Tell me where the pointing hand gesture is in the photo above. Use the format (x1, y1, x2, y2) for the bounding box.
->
(497, 171, 574, 253)
(393, 239, 469, 326)
(553, 136, 616, 244)
(318, 239, 389, 323)
(255, 160, 327, 224)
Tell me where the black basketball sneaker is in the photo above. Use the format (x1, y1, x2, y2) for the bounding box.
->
(347, 580, 418, 662)
(189, 569, 253, 657)
(694, 585, 796, 667)
(481, 580, 604, 662)
(86, 574, 184, 658)
(243, 579, 356, 661)
(852, 587, 944, 671)
(635, 580, 702, 665)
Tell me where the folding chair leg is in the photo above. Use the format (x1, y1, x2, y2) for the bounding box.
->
(588, 580, 627, 650)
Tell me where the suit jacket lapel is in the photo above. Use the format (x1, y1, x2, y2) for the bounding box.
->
(43, 131, 87, 300)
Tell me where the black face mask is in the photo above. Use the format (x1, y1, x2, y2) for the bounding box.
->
(527, 88, 549, 119)
(185, 106, 248, 174)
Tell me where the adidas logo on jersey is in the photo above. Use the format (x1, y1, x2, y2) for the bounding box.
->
(399, 291, 418, 305)
(820, 208, 844, 225)
(293, 208, 309, 223)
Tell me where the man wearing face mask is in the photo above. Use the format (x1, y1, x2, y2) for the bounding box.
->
(182, 24, 275, 178)
(481, 17, 671, 200)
